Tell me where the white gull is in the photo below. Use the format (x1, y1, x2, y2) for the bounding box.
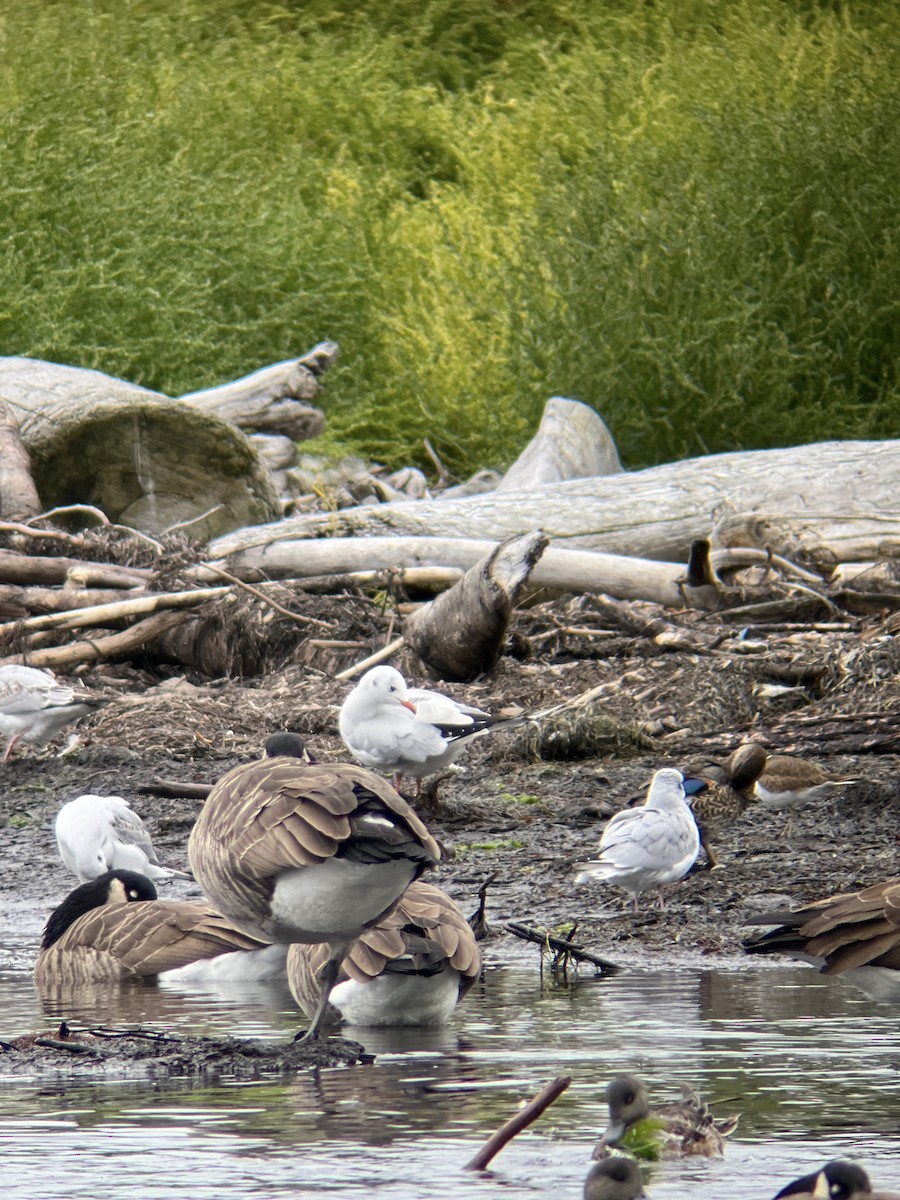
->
(0, 664, 100, 761)
(575, 768, 700, 910)
(55, 793, 192, 884)
(338, 664, 522, 790)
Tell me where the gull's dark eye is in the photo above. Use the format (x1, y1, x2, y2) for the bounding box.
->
(624, 1092, 635, 1104)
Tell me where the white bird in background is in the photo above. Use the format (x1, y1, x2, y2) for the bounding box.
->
(0, 664, 101, 761)
(339, 665, 523, 792)
(55, 794, 192, 884)
(575, 768, 701, 910)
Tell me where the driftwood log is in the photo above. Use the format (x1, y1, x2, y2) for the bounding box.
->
(208, 440, 900, 566)
(496, 397, 621, 491)
(404, 531, 549, 679)
(0, 346, 334, 540)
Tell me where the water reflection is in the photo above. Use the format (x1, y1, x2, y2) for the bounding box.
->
(0, 961, 898, 1198)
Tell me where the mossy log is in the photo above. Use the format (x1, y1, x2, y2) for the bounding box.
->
(208, 440, 900, 566)
(0, 358, 280, 539)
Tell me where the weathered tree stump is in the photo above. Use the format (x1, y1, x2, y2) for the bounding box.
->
(496, 397, 622, 491)
(404, 531, 549, 679)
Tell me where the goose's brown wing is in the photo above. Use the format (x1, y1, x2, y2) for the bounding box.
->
(189, 758, 440, 920)
(35, 900, 268, 986)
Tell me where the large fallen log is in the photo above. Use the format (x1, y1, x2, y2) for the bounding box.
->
(200, 533, 838, 610)
(0, 347, 336, 540)
(0, 358, 279, 540)
(208, 440, 900, 566)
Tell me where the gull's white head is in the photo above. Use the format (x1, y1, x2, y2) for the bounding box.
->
(355, 666, 415, 713)
(645, 768, 686, 808)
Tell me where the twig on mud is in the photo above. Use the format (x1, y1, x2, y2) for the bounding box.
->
(334, 634, 405, 681)
(199, 563, 332, 628)
(463, 1076, 573, 1172)
(137, 779, 213, 800)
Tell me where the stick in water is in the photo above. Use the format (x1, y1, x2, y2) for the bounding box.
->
(463, 1075, 572, 1172)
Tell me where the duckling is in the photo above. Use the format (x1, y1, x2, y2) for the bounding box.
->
(683, 742, 767, 869)
(593, 1074, 739, 1161)
(287, 880, 480, 1027)
(575, 769, 700, 911)
(187, 733, 441, 1040)
(0, 664, 101, 761)
(744, 875, 900, 1001)
(774, 1159, 898, 1198)
(34, 869, 278, 988)
(583, 1156, 648, 1200)
(55, 794, 192, 883)
(339, 665, 522, 792)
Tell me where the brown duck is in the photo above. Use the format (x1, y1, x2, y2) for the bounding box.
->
(684, 742, 767, 868)
(593, 1073, 739, 1160)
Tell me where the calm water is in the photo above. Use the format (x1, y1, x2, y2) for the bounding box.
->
(1, 929, 898, 1198)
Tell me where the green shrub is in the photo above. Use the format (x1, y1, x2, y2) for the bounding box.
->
(0, 1, 896, 475)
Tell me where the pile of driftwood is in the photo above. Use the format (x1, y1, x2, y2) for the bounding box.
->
(0, 345, 898, 689)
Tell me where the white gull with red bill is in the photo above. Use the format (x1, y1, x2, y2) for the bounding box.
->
(338, 665, 522, 786)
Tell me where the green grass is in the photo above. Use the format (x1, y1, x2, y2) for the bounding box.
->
(1, 1, 896, 475)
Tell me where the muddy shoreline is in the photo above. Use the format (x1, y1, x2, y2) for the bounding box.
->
(2, 592, 896, 996)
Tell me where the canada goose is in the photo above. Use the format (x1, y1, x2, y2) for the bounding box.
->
(583, 1156, 648, 1200)
(593, 1073, 739, 1160)
(34, 869, 279, 989)
(682, 742, 767, 869)
(0, 664, 101, 761)
(286, 880, 480, 1027)
(753, 753, 858, 835)
(574, 769, 701, 910)
(55, 793, 192, 883)
(187, 733, 441, 1040)
(744, 876, 900, 1001)
(774, 1159, 897, 1198)
(338, 665, 522, 791)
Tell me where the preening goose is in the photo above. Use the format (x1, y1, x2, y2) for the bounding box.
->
(575, 768, 701, 910)
(187, 733, 441, 1040)
(593, 1073, 739, 1161)
(55, 793, 192, 883)
(34, 869, 278, 989)
(774, 1159, 897, 1199)
(744, 875, 900, 1001)
(583, 1157, 648, 1200)
(0, 664, 101, 761)
(339, 665, 522, 790)
(286, 880, 480, 1027)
